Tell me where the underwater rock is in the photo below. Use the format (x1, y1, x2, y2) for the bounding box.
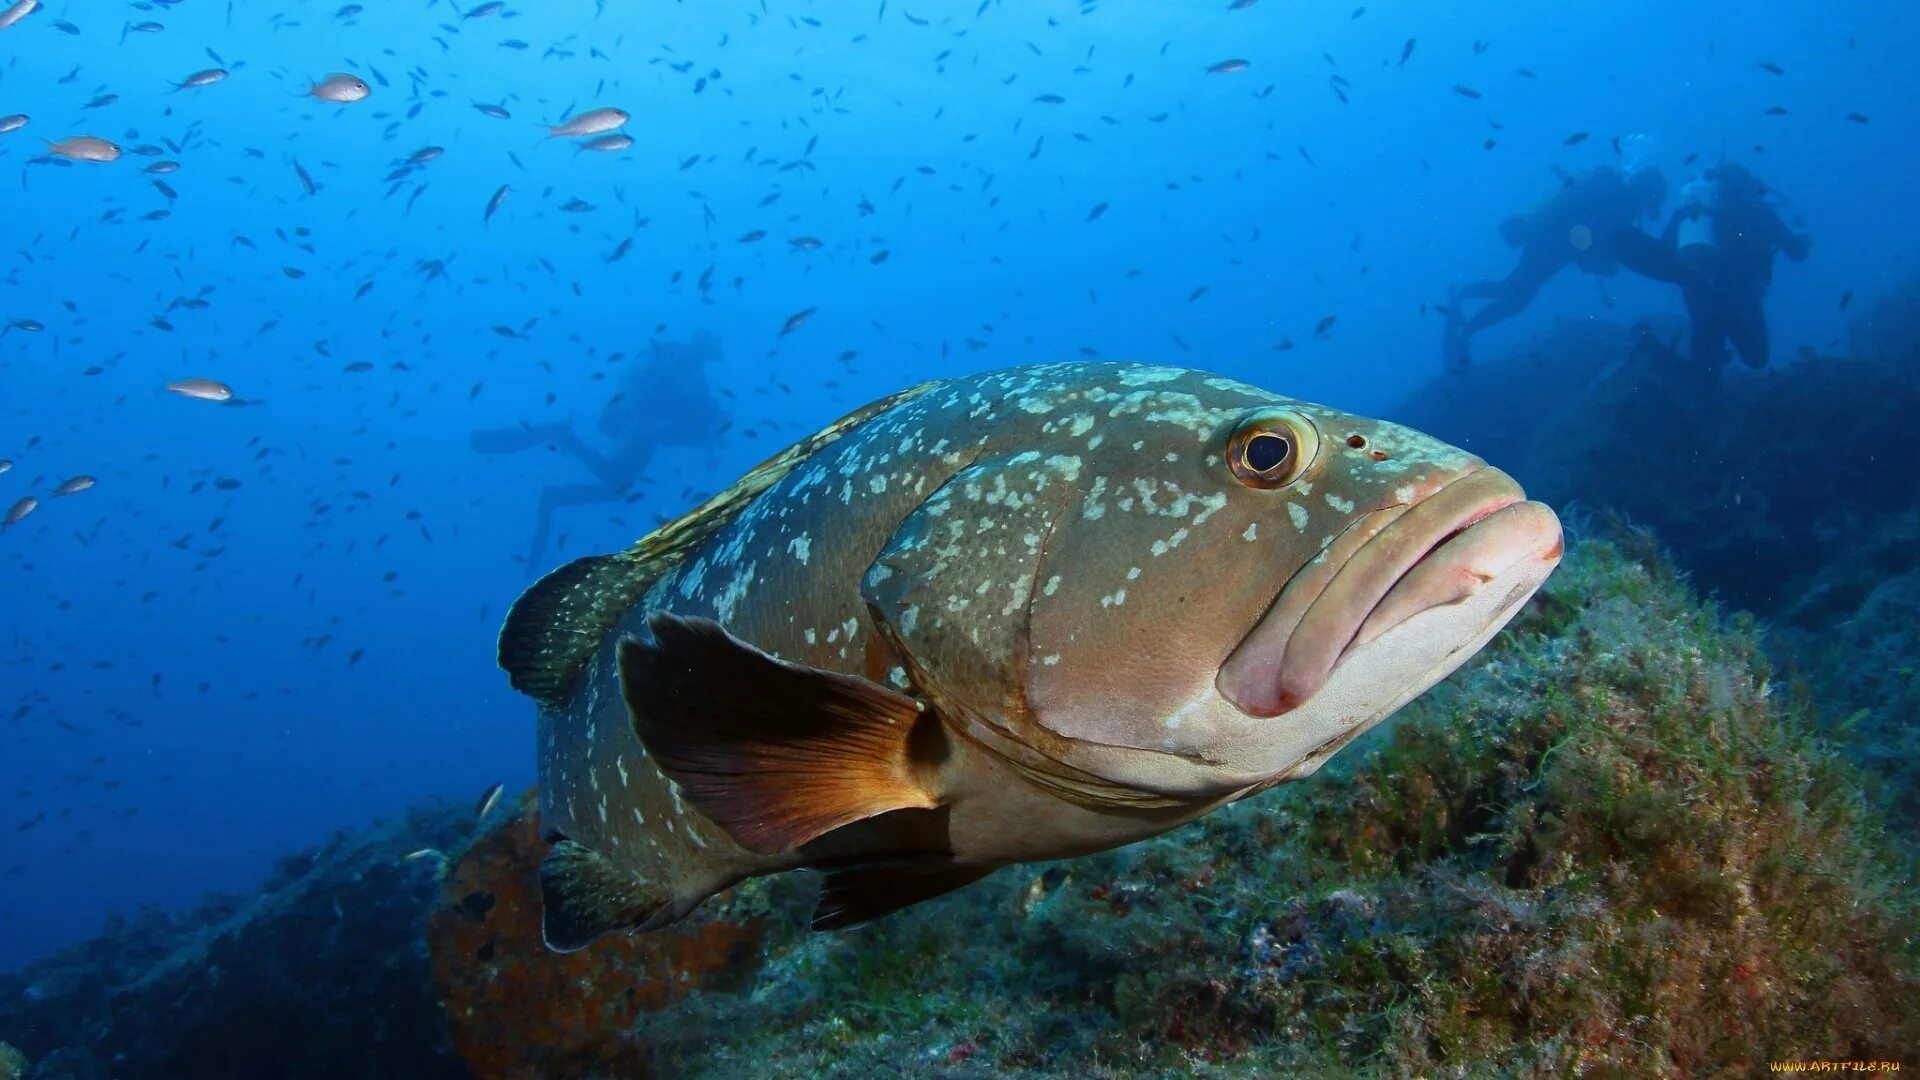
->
(1397, 306, 1920, 623)
(3, 536, 1915, 1076)
(0, 803, 473, 1079)
(1396, 294, 1920, 833)
(424, 790, 768, 1079)
(0, 1042, 25, 1080)
(628, 537, 1920, 1075)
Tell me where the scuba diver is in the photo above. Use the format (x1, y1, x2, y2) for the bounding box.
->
(470, 330, 731, 569)
(1645, 161, 1812, 378)
(1443, 164, 1670, 370)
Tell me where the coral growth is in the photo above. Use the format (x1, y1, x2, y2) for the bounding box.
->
(0, 1042, 26, 1080)
(425, 790, 767, 1079)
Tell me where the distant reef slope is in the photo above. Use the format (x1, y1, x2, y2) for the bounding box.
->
(4, 532, 1917, 1077)
(1394, 281, 1920, 828)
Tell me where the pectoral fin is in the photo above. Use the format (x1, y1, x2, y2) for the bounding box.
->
(813, 861, 998, 931)
(618, 613, 942, 855)
(539, 838, 669, 953)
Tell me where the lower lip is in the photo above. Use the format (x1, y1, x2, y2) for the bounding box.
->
(1218, 477, 1561, 718)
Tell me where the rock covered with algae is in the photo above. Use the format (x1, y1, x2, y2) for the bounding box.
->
(2, 536, 1916, 1077)
(632, 534, 1920, 1077)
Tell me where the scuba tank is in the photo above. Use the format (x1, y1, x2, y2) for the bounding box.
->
(1675, 178, 1719, 253)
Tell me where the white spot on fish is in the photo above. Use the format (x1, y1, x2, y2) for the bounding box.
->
(1243, 522, 1259, 541)
(1118, 365, 1184, 386)
(788, 534, 812, 565)
(1324, 493, 1355, 514)
(1288, 503, 1310, 531)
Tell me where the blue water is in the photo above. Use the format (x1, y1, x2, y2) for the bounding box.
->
(0, 0, 1912, 974)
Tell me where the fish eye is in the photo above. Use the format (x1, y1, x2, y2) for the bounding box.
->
(1225, 408, 1318, 489)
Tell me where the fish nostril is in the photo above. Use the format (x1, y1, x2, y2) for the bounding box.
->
(1345, 434, 1368, 450)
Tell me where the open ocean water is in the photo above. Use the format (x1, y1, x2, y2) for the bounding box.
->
(2, 1, 1916, 1076)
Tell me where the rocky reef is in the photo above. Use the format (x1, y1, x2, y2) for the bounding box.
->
(1395, 279, 1920, 831)
(3, 532, 1916, 1077)
(0, 804, 474, 1079)
(6, 283, 1920, 1075)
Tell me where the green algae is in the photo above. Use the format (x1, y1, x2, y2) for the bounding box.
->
(646, 534, 1920, 1077)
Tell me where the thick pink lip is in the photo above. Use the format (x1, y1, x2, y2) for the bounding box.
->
(1217, 468, 1563, 718)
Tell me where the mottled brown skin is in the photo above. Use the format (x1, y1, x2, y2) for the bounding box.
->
(527, 362, 1560, 937)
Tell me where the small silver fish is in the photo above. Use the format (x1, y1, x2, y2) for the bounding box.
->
(0, 0, 38, 31)
(167, 377, 234, 402)
(576, 133, 634, 153)
(405, 145, 444, 166)
(1208, 58, 1250, 74)
(483, 183, 510, 224)
(0, 114, 26, 135)
(3, 496, 35, 528)
(45, 136, 121, 162)
(548, 107, 628, 138)
(472, 101, 511, 120)
(476, 781, 506, 819)
(145, 160, 181, 174)
(310, 72, 370, 103)
(176, 68, 228, 90)
(0, 459, 11, 475)
(53, 475, 94, 496)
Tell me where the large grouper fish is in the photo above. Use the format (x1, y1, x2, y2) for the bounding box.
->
(498, 362, 1562, 949)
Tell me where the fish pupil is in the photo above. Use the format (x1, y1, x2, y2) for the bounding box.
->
(1244, 432, 1292, 473)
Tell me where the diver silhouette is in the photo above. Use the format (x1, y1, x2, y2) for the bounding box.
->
(1444, 165, 1670, 371)
(1620, 161, 1812, 379)
(471, 330, 731, 569)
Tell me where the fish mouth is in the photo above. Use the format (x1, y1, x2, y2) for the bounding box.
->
(1217, 467, 1563, 719)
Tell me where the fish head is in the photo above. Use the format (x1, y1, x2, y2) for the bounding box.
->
(1001, 367, 1561, 798)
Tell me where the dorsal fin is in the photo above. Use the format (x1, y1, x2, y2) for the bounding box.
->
(498, 379, 941, 709)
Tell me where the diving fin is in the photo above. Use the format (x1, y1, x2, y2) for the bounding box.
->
(538, 838, 669, 953)
(617, 612, 942, 856)
(812, 861, 997, 931)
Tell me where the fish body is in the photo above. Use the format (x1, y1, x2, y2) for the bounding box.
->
(576, 133, 633, 153)
(500, 362, 1562, 949)
(0, 0, 37, 31)
(176, 68, 227, 90)
(548, 107, 628, 137)
(3, 496, 35, 528)
(483, 183, 510, 224)
(167, 377, 234, 402)
(1208, 58, 1250, 74)
(45, 136, 121, 162)
(53, 475, 94, 496)
(0, 114, 26, 135)
(0, 459, 10, 475)
(310, 73, 371, 103)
